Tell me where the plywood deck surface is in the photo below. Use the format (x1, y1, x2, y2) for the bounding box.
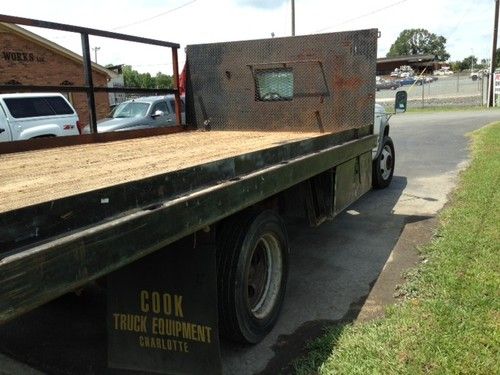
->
(1, 131, 322, 213)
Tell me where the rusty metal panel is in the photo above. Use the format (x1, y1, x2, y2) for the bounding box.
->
(334, 151, 372, 214)
(186, 30, 377, 132)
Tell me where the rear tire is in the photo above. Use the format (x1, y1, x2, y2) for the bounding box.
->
(217, 210, 289, 344)
(372, 136, 395, 189)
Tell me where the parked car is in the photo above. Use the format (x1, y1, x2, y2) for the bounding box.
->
(376, 79, 401, 91)
(398, 76, 417, 86)
(0, 93, 80, 142)
(399, 76, 436, 87)
(470, 70, 487, 81)
(434, 67, 453, 76)
(83, 95, 185, 134)
(416, 76, 436, 84)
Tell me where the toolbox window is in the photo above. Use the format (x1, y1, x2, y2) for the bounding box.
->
(4, 97, 56, 118)
(45, 96, 75, 115)
(255, 69, 294, 101)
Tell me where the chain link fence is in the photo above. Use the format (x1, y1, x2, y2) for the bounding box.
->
(376, 71, 491, 110)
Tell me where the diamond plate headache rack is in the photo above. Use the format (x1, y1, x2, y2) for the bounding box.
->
(185, 29, 378, 133)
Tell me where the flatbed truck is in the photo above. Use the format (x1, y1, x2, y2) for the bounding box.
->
(0, 16, 406, 374)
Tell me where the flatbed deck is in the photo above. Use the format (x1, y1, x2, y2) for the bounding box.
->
(0, 130, 376, 324)
(0, 130, 322, 213)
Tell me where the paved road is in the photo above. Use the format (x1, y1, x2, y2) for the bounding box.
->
(376, 73, 488, 101)
(376, 74, 489, 107)
(1, 110, 499, 375)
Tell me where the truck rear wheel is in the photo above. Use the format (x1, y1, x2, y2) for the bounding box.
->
(373, 136, 395, 189)
(217, 210, 289, 344)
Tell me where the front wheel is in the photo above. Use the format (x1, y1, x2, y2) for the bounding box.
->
(217, 210, 289, 344)
(372, 136, 395, 189)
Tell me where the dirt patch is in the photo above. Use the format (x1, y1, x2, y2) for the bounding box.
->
(356, 216, 436, 321)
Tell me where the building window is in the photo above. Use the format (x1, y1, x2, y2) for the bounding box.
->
(5, 79, 22, 85)
(60, 80, 74, 103)
(254, 68, 294, 101)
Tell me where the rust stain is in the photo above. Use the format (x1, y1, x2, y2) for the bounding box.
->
(332, 76, 364, 90)
(341, 39, 352, 48)
(296, 50, 317, 60)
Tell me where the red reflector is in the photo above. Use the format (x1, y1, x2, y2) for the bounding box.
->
(63, 125, 74, 130)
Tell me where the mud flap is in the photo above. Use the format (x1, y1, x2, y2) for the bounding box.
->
(107, 230, 221, 374)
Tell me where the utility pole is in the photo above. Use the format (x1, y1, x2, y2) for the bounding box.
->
(92, 46, 101, 64)
(487, 0, 499, 107)
(291, 0, 295, 36)
(471, 48, 474, 73)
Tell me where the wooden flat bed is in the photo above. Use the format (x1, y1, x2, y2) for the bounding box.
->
(0, 130, 322, 214)
(0, 128, 377, 324)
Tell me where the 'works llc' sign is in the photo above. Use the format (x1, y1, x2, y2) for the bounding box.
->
(2, 51, 45, 63)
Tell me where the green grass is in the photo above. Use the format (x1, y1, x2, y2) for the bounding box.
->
(294, 122, 500, 375)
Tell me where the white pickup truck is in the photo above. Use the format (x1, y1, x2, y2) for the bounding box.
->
(0, 93, 80, 142)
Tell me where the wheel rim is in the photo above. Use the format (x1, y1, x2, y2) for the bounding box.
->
(380, 144, 393, 180)
(246, 233, 283, 319)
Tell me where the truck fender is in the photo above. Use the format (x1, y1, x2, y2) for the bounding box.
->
(18, 123, 62, 139)
(373, 113, 391, 160)
(0, 116, 13, 142)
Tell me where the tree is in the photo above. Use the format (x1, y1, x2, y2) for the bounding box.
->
(140, 72, 155, 89)
(387, 29, 450, 61)
(121, 65, 173, 89)
(460, 55, 478, 71)
(155, 72, 173, 89)
(122, 65, 141, 88)
(450, 61, 462, 72)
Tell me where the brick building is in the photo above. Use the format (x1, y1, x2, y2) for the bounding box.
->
(376, 55, 437, 76)
(0, 22, 116, 124)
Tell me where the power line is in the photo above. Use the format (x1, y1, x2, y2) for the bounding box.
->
(25, 0, 198, 42)
(315, 0, 408, 33)
(111, 0, 198, 31)
(445, 2, 474, 39)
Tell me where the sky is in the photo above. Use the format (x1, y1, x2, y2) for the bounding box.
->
(0, 0, 498, 74)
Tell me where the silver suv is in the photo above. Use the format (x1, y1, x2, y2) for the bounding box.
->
(84, 95, 185, 133)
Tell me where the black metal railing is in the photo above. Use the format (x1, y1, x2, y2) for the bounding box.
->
(0, 14, 182, 134)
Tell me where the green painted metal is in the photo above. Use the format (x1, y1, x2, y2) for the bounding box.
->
(0, 135, 376, 325)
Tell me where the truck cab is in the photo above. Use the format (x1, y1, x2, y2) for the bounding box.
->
(371, 92, 407, 189)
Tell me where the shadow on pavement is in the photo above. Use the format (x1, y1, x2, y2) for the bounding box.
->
(233, 176, 432, 375)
